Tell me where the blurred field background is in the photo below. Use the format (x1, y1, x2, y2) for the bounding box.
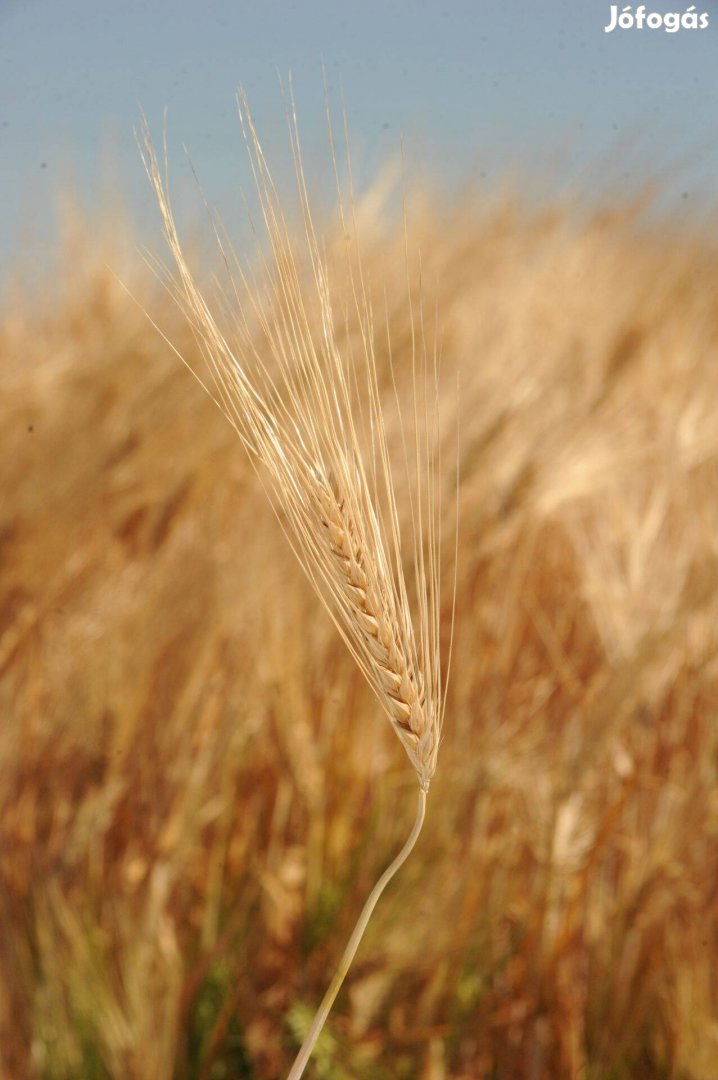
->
(2, 172, 718, 1080)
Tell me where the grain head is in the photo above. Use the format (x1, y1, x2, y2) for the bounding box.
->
(139, 89, 449, 792)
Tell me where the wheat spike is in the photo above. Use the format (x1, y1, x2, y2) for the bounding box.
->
(140, 82, 450, 1076)
(311, 468, 436, 786)
(139, 87, 446, 792)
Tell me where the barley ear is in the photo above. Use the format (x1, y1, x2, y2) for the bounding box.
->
(140, 86, 449, 1078)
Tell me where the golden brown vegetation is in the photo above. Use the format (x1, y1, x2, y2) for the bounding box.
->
(2, 179, 718, 1080)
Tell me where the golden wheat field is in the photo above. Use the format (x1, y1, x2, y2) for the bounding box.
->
(2, 160, 718, 1080)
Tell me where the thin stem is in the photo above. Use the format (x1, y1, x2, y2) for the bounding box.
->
(286, 786, 427, 1080)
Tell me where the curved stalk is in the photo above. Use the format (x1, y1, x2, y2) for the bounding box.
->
(286, 787, 427, 1080)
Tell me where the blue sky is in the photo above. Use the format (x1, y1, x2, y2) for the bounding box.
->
(1, 0, 717, 284)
